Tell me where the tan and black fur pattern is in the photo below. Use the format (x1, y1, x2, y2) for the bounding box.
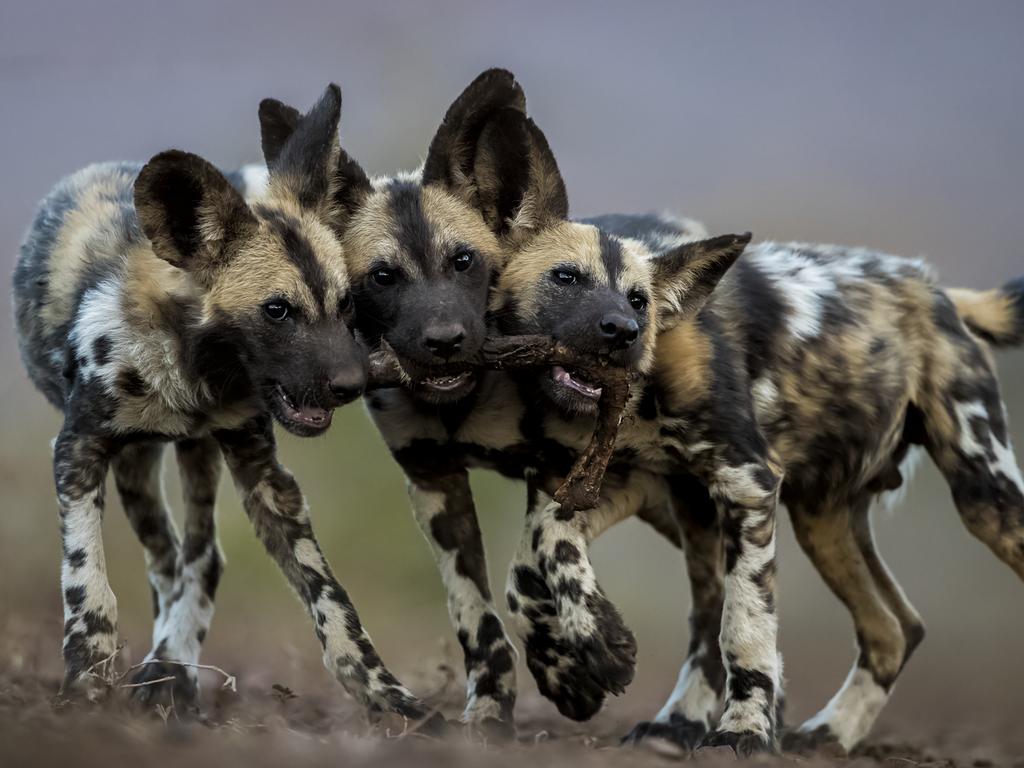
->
(505, 217, 1024, 753)
(342, 79, 1024, 752)
(313, 68, 780, 747)
(12, 86, 428, 720)
(254, 69, 576, 735)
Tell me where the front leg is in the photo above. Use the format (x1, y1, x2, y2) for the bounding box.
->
(699, 456, 783, 755)
(405, 469, 516, 734)
(625, 474, 726, 750)
(215, 417, 424, 720)
(506, 473, 661, 719)
(53, 428, 119, 700)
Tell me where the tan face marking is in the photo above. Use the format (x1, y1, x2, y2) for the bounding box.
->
(494, 222, 660, 369)
(341, 184, 503, 280)
(203, 194, 350, 324)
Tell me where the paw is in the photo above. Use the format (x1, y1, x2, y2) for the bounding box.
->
(60, 670, 112, 705)
(700, 728, 775, 756)
(571, 593, 637, 695)
(417, 711, 455, 738)
(129, 660, 199, 714)
(524, 640, 607, 721)
(462, 687, 517, 741)
(372, 687, 427, 721)
(781, 725, 847, 756)
(623, 715, 708, 750)
(465, 715, 516, 742)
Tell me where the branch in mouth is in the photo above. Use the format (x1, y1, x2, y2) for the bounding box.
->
(366, 335, 633, 512)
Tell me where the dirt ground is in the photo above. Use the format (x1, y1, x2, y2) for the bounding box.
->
(2, 615, 1022, 768)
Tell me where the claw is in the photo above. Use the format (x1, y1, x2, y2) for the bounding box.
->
(700, 729, 776, 756)
(624, 714, 708, 751)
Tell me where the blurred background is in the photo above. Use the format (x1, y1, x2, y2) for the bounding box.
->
(1, 0, 1022, 747)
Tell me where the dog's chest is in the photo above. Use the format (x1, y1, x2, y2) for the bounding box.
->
(70, 281, 257, 437)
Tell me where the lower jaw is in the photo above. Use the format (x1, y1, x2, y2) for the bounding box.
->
(268, 395, 333, 437)
(415, 378, 477, 404)
(541, 380, 600, 417)
(272, 413, 332, 437)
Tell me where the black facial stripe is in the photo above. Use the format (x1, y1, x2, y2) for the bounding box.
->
(598, 230, 625, 287)
(257, 206, 329, 313)
(388, 181, 434, 273)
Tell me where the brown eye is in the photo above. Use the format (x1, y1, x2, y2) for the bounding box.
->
(452, 249, 474, 272)
(628, 291, 648, 312)
(371, 267, 396, 286)
(552, 268, 578, 286)
(263, 300, 290, 321)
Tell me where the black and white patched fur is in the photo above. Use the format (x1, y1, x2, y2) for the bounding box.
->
(12, 85, 430, 721)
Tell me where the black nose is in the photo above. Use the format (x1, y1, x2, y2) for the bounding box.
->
(599, 313, 639, 349)
(423, 324, 465, 359)
(328, 368, 365, 404)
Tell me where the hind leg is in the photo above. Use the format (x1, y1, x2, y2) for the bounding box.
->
(625, 475, 726, 750)
(111, 442, 186, 706)
(783, 497, 910, 753)
(112, 443, 179, 625)
(118, 437, 224, 710)
(927, 386, 1024, 580)
(852, 504, 926, 671)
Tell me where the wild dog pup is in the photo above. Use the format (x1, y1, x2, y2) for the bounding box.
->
(508, 213, 1024, 754)
(285, 71, 767, 744)
(257, 69, 574, 733)
(12, 85, 424, 719)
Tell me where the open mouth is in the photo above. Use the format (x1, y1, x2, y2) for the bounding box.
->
(551, 365, 603, 401)
(271, 384, 333, 435)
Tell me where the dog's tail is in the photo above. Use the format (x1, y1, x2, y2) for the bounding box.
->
(947, 276, 1024, 348)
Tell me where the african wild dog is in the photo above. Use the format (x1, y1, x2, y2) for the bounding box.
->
(313, 76, 1023, 752)
(256, 68, 570, 733)
(12, 85, 426, 720)
(492, 215, 1024, 754)
(262, 69, 776, 747)
(590, 219, 1024, 754)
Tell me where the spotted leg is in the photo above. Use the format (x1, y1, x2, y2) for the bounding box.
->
(696, 454, 783, 755)
(625, 473, 726, 750)
(781, 497, 919, 754)
(506, 472, 665, 720)
(119, 437, 224, 710)
(404, 469, 516, 734)
(927, 387, 1024, 582)
(214, 416, 424, 719)
(54, 427, 119, 700)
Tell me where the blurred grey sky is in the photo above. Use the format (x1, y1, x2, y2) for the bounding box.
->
(1, 0, 1023, 729)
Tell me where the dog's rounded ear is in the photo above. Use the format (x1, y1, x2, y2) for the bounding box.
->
(652, 232, 752, 330)
(135, 150, 256, 280)
(422, 69, 566, 242)
(259, 98, 301, 166)
(422, 68, 526, 193)
(473, 107, 568, 241)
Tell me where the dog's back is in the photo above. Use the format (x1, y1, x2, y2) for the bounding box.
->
(13, 162, 144, 408)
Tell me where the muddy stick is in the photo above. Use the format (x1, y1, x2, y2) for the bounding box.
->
(366, 335, 632, 511)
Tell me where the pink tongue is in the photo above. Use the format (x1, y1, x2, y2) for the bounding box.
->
(552, 365, 602, 398)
